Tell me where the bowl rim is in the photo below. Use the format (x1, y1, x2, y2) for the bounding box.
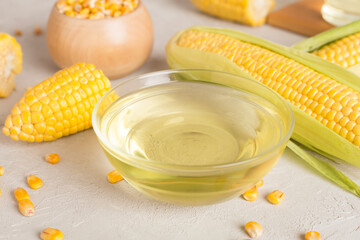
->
(92, 69, 295, 173)
(51, 0, 145, 22)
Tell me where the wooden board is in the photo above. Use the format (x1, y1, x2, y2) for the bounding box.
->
(267, 0, 334, 36)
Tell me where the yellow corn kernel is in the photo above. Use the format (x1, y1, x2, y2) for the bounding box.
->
(267, 190, 285, 204)
(244, 221, 263, 239)
(255, 179, 264, 188)
(305, 231, 322, 240)
(18, 199, 35, 217)
(14, 187, 30, 202)
(2, 63, 111, 142)
(40, 228, 64, 240)
(0, 166, 3, 176)
(107, 170, 124, 183)
(27, 175, 43, 189)
(64, 10, 76, 17)
(79, 8, 90, 16)
(242, 186, 258, 201)
(45, 153, 60, 164)
(113, 11, 122, 17)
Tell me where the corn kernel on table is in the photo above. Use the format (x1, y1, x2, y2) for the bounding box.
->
(1, 0, 360, 239)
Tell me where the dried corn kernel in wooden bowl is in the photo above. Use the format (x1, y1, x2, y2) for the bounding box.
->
(56, 0, 139, 19)
(46, 0, 153, 79)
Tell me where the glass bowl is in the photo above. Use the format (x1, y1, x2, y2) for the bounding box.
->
(92, 69, 294, 205)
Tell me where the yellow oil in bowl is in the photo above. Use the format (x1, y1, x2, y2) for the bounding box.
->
(93, 70, 294, 205)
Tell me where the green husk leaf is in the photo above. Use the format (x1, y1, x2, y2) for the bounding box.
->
(349, 64, 360, 76)
(166, 26, 360, 166)
(292, 20, 360, 52)
(287, 141, 360, 198)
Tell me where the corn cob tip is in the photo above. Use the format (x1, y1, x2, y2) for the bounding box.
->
(0, 33, 22, 98)
(2, 63, 111, 142)
(190, 0, 275, 26)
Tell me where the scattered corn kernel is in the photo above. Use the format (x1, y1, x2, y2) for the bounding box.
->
(56, 0, 139, 19)
(18, 199, 35, 217)
(267, 190, 285, 205)
(14, 187, 30, 202)
(255, 179, 264, 188)
(34, 26, 43, 35)
(242, 186, 258, 201)
(107, 170, 123, 183)
(305, 231, 322, 240)
(14, 30, 22, 36)
(27, 175, 43, 189)
(40, 228, 64, 240)
(0, 166, 4, 176)
(45, 153, 60, 164)
(244, 221, 263, 239)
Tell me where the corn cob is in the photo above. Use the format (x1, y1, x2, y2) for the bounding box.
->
(293, 20, 360, 69)
(0, 33, 22, 97)
(166, 26, 360, 166)
(2, 63, 110, 142)
(190, 0, 275, 26)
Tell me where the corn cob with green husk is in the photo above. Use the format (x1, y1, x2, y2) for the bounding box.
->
(293, 20, 360, 73)
(166, 26, 360, 196)
(2, 63, 111, 142)
(166, 26, 360, 167)
(190, 0, 275, 26)
(0, 33, 22, 97)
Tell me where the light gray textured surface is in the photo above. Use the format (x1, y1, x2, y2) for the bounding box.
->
(0, 0, 360, 239)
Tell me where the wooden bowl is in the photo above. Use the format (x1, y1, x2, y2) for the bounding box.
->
(46, 2, 153, 79)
